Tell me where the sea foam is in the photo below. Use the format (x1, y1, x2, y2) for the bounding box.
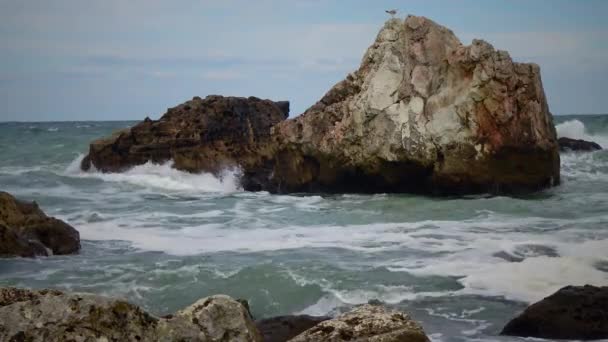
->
(65, 154, 241, 193)
(556, 119, 608, 148)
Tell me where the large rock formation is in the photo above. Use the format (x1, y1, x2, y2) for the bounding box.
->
(269, 16, 559, 194)
(82, 15, 560, 195)
(501, 285, 608, 340)
(288, 304, 430, 342)
(81, 96, 289, 189)
(0, 192, 80, 257)
(0, 287, 262, 342)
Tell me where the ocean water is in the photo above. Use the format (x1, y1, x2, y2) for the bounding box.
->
(0, 115, 607, 341)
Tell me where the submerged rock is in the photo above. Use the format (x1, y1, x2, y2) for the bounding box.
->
(0, 287, 262, 342)
(256, 315, 330, 342)
(270, 16, 559, 194)
(0, 191, 80, 257)
(501, 285, 608, 340)
(83, 15, 560, 195)
(558, 137, 602, 152)
(288, 304, 430, 342)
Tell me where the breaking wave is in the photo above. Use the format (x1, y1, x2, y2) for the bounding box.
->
(64, 154, 241, 193)
(556, 119, 608, 148)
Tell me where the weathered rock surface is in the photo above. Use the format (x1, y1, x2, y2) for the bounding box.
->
(288, 304, 430, 342)
(81, 96, 289, 189)
(82, 15, 560, 195)
(0, 287, 262, 342)
(501, 285, 608, 340)
(558, 137, 602, 152)
(270, 15, 559, 194)
(256, 315, 330, 342)
(0, 191, 80, 257)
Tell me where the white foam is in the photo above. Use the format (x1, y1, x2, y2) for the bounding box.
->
(64, 155, 241, 193)
(556, 119, 608, 148)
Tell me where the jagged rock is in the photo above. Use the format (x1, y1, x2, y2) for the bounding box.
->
(256, 315, 330, 342)
(82, 15, 560, 195)
(558, 137, 602, 152)
(81, 96, 289, 183)
(0, 287, 262, 342)
(501, 285, 608, 340)
(288, 304, 429, 342)
(270, 15, 559, 194)
(0, 191, 80, 257)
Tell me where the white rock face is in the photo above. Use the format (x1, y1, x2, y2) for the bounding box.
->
(272, 15, 560, 194)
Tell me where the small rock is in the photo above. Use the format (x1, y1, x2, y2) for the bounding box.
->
(0, 192, 80, 257)
(501, 285, 608, 339)
(288, 304, 430, 342)
(558, 137, 602, 152)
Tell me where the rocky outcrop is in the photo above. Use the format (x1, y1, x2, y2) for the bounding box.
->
(269, 16, 559, 194)
(81, 96, 289, 188)
(558, 137, 602, 152)
(501, 285, 608, 340)
(0, 287, 262, 342)
(256, 315, 329, 342)
(288, 304, 430, 342)
(0, 192, 80, 257)
(82, 15, 560, 195)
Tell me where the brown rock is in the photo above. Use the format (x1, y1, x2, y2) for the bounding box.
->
(270, 16, 559, 194)
(81, 96, 289, 184)
(288, 304, 430, 342)
(501, 285, 608, 340)
(558, 137, 602, 152)
(0, 192, 80, 257)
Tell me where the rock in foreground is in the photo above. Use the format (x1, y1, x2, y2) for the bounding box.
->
(289, 304, 430, 342)
(0, 191, 80, 257)
(558, 137, 602, 152)
(501, 285, 608, 340)
(0, 287, 262, 342)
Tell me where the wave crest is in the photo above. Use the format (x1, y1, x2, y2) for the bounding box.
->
(65, 154, 241, 193)
(556, 119, 608, 148)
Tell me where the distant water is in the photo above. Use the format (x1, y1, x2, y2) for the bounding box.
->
(0, 116, 607, 341)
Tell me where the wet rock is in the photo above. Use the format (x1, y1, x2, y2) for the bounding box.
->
(0, 191, 80, 257)
(256, 315, 329, 342)
(558, 137, 602, 152)
(271, 16, 560, 194)
(0, 287, 262, 342)
(501, 285, 608, 340)
(83, 15, 560, 195)
(288, 304, 430, 342)
(81, 96, 289, 181)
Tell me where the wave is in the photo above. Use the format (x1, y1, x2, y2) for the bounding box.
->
(64, 154, 241, 193)
(556, 119, 608, 148)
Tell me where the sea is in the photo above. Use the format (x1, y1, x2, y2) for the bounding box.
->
(0, 115, 607, 341)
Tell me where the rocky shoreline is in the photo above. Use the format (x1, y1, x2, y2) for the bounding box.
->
(1, 13, 606, 342)
(1, 285, 607, 341)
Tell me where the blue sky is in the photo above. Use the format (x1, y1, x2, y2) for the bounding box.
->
(1, 0, 607, 121)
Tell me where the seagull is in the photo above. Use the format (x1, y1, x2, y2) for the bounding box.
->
(385, 9, 397, 18)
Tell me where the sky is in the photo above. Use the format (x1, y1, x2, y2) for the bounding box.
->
(1, 0, 607, 122)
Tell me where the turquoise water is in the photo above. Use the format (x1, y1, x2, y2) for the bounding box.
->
(0, 116, 607, 341)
